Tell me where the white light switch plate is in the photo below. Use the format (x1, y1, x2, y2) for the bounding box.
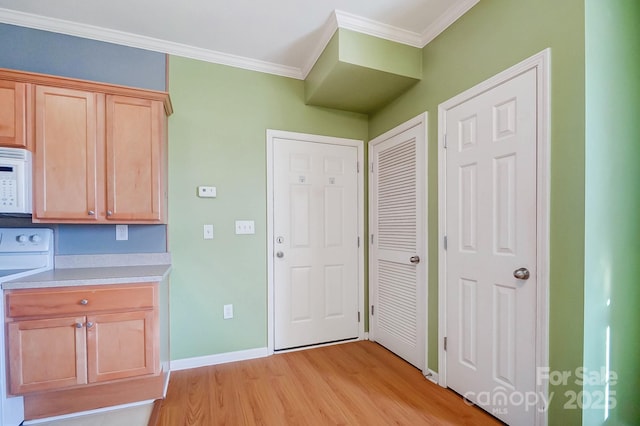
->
(198, 186, 217, 198)
(203, 224, 214, 240)
(235, 220, 255, 235)
(223, 304, 233, 319)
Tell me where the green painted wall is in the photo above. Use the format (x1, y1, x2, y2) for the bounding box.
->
(339, 29, 422, 78)
(584, 1, 640, 425)
(167, 56, 368, 359)
(305, 29, 421, 113)
(369, 0, 585, 424)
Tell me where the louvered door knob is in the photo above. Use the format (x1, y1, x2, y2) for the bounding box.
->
(410, 255, 420, 264)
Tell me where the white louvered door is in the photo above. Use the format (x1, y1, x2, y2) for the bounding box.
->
(369, 115, 427, 370)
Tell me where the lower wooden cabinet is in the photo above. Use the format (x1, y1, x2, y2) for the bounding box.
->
(5, 283, 161, 407)
(8, 316, 87, 394)
(87, 310, 158, 383)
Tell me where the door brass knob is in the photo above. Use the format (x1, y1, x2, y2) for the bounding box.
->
(410, 255, 420, 264)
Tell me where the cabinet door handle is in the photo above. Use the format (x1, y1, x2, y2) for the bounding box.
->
(86, 322, 94, 329)
(88, 210, 95, 216)
(75, 322, 84, 328)
(107, 210, 113, 216)
(80, 299, 89, 305)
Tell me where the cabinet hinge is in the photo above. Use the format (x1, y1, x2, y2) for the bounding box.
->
(444, 336, 448, 351)
(443, 133, 447, 149)
(444, 235, 448, 250)
(371, 305, 375, 316)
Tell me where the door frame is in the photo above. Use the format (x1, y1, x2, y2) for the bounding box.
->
(368, 112, 428, 374)
(437, 49, 550, 424)
(266, 129, 365, 355)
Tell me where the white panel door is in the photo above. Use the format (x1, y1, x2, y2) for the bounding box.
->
(445, 68, 537, 425)
(273, 138, 359, 350)
(369, 115, 427, 370)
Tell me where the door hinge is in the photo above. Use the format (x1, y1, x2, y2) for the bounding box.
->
(358, 311, 361, 322)
(443, 133, 447, 149)
(444, 336, 447, 351)
(357, 236, 360, 247)
(370, 162, 374, 173)
(357, 161, 360, 173)
(371, 305, 375, 316)
(444, 235, 448, 250)
(370, 234, 374, 245)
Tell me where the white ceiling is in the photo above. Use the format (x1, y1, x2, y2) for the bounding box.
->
(0, 0, 479, 79)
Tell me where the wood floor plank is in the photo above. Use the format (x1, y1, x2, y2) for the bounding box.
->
(158, 341, 502, 425)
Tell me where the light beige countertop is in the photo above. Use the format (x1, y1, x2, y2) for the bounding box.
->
(2, 253, 171, 290)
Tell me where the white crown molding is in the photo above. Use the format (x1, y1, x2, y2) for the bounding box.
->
(420, 0, 481, 46)
(0, 8, 304, 80)
(0, 1, 479, 81)
(335, 9, 423, 48)
(301, 9, 426, 79)
(300, 12, 339, 79)
(302, 2, 478, 78)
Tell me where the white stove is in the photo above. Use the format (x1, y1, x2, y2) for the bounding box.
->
(0, 228, 54, 426)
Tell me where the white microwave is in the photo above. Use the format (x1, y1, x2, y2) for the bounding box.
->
(0, 148, 32, 214)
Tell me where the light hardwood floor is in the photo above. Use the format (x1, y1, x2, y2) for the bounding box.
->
(157, 341, 502, 425)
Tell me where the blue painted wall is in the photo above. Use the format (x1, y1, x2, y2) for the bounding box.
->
(0, 23, 166, 91)
(0, 23, 168, 254)
(56, 225, 167, 255)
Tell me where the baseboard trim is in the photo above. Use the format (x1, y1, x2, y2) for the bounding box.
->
(162, 370, 170, 398)
(425, 369, 439, 384)
(170, 347, 269, 371)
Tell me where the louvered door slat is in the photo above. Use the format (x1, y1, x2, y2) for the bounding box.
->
(378, 139, 416, 252)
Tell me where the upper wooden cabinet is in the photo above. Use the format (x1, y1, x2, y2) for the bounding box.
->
(33, 85, 100, 221)
(0, 79, 30, 149)
(105, 95, 165, 222)
(0, 68, 172, 224)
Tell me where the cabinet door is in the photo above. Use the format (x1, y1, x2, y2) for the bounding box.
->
(8, 316, 87, 395)
(33, 86, 101, 221)
(106, 95, 165, 222)
(0, 80, 28, 149)
(86, 309, 158, 383)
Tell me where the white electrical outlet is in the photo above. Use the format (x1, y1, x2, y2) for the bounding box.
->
(198, 186, 217, 198)
(235, 220, 255, 235)
(223, 304, 233, 319)
(115, 225, 128, 241)
(203, 224, 214, 240)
